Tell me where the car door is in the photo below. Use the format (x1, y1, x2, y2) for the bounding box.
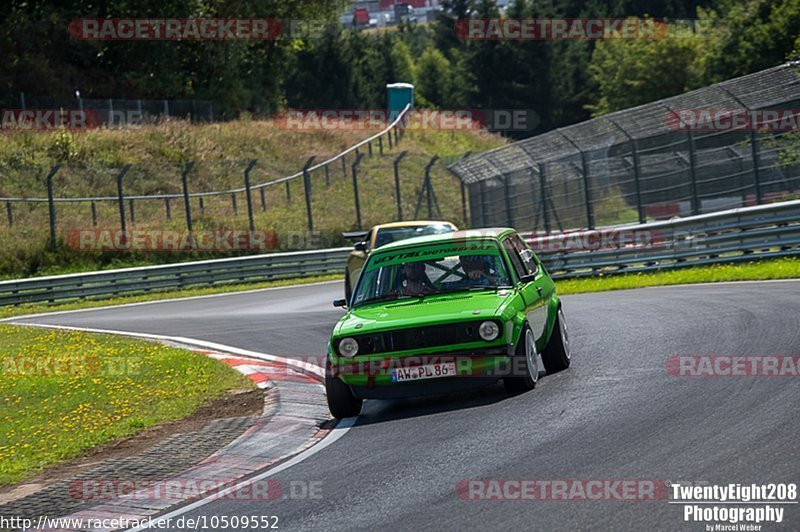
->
(347, 228, 373, 288)
(503, 235, 550, 342)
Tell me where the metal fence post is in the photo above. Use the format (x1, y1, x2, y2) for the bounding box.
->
(46, 164, 61, 251)
(115, 165, 131, 244)
(285, 180, 291, 203)
(686, 132, 700, 215)
(479, 180, 488, 226)
(352, 153, 365, 229)
(91, 201, 97, 227)
(243, 159, 257, 232)
(341, 154, 347, 177)
(260, 187, 266, 212)
(129, 199, 135, 225)
(424, 155, 439, 218)
(393, 151, 408, 220)
(378, 136, 384, 155)
(629, 140, 646, 223)
(460, 181, 468, 226)
(165, 198, 171, 220)
(388, 130, 393, 149)
(580, 152, 595, 229)
(231, 192, 238, 215)
(181, 162, 195, 249)
(324, 163, 330, 186)
(750, 130, 763, 204)
(503, 175, 514, 227)
(302, 156, 316, 232)
(538, 163, 551, 233)
(459, 152, 472, 226)
(199, 196, 205, 215)
(6, 202, 12, 227)
(368, 141, 373, 157)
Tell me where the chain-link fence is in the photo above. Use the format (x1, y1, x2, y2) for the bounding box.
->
(449, 62, 800, 232)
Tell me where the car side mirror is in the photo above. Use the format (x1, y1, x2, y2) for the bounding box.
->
(333, 298, 348, 308)
(353, 241, 367, 252)
(518, 273, 537, 284)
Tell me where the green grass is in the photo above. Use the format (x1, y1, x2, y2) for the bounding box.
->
(556, 257, 800, 295)
(0, 274, 339, 320)
(0, 324, 253, 487)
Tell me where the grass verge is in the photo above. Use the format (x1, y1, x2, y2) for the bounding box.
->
(556, 258, 800, 295)
(0, 325, 253, 487)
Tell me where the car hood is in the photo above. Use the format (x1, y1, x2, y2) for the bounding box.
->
(335, 290, 515, 336)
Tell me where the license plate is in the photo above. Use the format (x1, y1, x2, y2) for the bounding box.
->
(391, 362, 457, 382)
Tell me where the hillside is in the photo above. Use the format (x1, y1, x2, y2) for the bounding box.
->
(0, 120, 506, 278)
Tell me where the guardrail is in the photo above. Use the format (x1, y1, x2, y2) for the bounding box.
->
(526, 199, 800, 279)
(0, 200, 798, 306)
(0, 248, 350, 306)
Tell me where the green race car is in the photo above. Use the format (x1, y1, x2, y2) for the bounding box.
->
(326, 228, 571, 418)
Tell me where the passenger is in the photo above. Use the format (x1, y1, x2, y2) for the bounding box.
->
(401, 261, 435, 295)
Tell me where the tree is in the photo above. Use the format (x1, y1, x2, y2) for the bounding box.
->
(695, 0, 800, 85)
(389, 40, 416, 84)
(415, 48, 453, 107)
(586, 20, 702, 116)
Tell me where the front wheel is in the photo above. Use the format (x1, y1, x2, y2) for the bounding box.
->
(504, 326, 539, 394)
(325, 367, 363, 418)
(542, 306, 571, 373)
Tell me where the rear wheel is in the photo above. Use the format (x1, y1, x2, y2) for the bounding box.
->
(325, 364, 363, 418)
(542, 307, 571, 373)
(504, 326, 539, 394)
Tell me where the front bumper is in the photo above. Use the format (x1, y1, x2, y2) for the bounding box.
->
(350, 375, 500, 399)
(331, 346, 517, 398)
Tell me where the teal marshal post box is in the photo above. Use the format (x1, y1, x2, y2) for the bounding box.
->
(387, 82, 414, 121)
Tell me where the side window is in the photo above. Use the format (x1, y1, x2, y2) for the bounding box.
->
(503, 239, 527, 280)
(510, 235, 538, 276)
(365, 229, 375, 251)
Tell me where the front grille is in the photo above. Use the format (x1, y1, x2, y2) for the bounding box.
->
(337, 321, 499, 355)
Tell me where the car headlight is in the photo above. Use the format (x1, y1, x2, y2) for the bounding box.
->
(478, 321, 500, 341)
(337, 337, 359, 357)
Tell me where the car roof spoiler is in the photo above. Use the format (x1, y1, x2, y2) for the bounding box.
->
(342, 230, 368, 241)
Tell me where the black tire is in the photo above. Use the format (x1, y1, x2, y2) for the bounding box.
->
(344, 269, 352, 302)
(542, 306, 571, 373)
(325, 368, 363, 418)
(504, 325, 539, 394)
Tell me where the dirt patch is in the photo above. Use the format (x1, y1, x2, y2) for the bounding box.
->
(0, 387, 263, 505)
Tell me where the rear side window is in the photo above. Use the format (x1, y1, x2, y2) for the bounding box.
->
(503, 239, 527, 280)
(509, 235, 538, 276)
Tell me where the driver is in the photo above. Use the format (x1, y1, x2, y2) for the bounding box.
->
(459, 255, 498, 286)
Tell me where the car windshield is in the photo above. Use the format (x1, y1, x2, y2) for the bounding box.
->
(351, 242, 512, 307)
(374, 224, 454, 248)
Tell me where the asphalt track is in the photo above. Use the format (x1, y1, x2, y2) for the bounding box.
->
(11, 280, 800, 531)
